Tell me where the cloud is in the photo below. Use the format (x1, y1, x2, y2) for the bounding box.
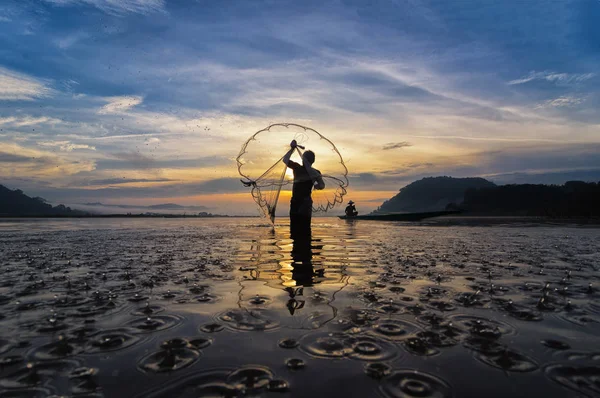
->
(536, 96, 585, 109)
(98, 95, 143, 114)
(96, 153, 231, 171)
(37, 141, 96, 152)
(0, 67, 52, 101)
(110, 151, 155, 169)
(0, 116, 63, 127)
(382, 142, 412, 150)
(0, 152, 33, 163)
(0, 143, 95, 178)
(87, 177, 174, 185)
(44, 0, 165, 15)
(54, 32, 88, 49)
(508, 71, 595, 86)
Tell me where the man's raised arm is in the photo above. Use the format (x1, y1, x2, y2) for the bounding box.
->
(311, 170, 325, 190)
(282, 140, 297, 166)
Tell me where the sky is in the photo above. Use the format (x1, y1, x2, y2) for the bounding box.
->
(1, 0, 599, 215)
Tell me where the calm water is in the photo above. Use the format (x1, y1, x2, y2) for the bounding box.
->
(0, 217, 599, 397)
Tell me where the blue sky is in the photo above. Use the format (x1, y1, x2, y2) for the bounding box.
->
(1, 0, 599, 214)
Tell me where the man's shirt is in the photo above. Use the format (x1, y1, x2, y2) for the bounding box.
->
(287, 160, 320, 201)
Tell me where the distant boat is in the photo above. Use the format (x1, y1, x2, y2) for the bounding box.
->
(338, 210, 461, 221)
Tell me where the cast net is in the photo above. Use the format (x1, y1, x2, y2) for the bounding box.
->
(236, 123, 348, 223)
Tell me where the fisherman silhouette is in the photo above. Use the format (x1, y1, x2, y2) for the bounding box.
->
(345, 200, 358, 217)
(283, 139, 325, 239)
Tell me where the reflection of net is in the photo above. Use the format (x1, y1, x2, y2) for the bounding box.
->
(237, 123, 349, 223)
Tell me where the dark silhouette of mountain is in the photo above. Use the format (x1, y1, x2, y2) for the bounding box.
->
(374, 176, 496, 213)
(462, 181, 600, 217)
(0, 184, 87, 216)
(82, 202, 208, 211)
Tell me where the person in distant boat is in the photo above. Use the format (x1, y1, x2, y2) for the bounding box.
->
(283, 140, 325, 238)
(345, 200, 358, 217)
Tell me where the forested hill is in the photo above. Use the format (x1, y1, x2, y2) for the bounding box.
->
(462, 181, 600, 217)
(374, 176, 496, 213)
(0, 184, 86, 216)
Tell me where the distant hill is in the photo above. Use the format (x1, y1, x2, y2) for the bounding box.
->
(0, 184, 87, 216)
(462, 181, 600, 217)
(82, 202, 208, 211)
(374, 176, 496, 213)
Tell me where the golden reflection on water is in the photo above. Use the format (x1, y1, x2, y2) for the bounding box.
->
(235, 219, 368, 289)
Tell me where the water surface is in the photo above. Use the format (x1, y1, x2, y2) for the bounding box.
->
(0, 218, 599, 397)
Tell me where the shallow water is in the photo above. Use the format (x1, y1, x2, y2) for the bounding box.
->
(0, 217, 599, 397)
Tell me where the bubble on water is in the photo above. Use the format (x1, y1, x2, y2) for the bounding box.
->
(365, 362, 392, 379)
(195, 293, 219, 303)
(541, 339, 571, 350)
(417, 330, 460, 348)
(129, 315, 181, 333)
(427, 300, 456, 312)
(139, 345, 200, 373)
(299, 332, 355, 358)
(278, 338, 299, 349)
(496, 300, 543, 322)
(448, 315, 514, 340)
(267, 379, 289, 392)
(345, 308, 380, 326)
(69, 367, 100, 395)
(376, 300, 405, 315)
(132, 302, 164, 316)
(350, 336, 398, 361)
(0, 360, 79, 389)
(189, 337, 213, 349)
(218, 309, 279, 331)
(380, 370, 451, 398)
(53, 295, 92, 308)
(476, 347, 538, 372)
(199, 322, 225, 333)
(248, 295, 271, 305)
(371, 320, 419, 340)
(285, 358, 305, 370)
(31, 335, 82, 360)
(189, 284, 206, 294)
(86, 329, 140, 353)
(226, 365, 273, 393)
(545, 365, 600, 397)
(455, 290, 489, 308)
(403, 337, 440, 356)
(128, 292, 148, 302)
(163, 290, 176, 299)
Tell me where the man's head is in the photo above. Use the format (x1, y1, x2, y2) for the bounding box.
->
(302, 150, 315, 165)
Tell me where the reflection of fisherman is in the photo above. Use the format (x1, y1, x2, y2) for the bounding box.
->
(283, 140, 325, 238)
(345, 200, 358, 217)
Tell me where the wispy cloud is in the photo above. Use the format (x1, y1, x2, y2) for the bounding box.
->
(98, 95, 143, 114)
(88, 177, 174, 185)
(0, 115, 62, 126)
(382, 142, 412, 150)
(535, 96, 585, 109)
(44, 0, 165, 15)
(37, 141, 96, 152)
(0, 67, 52, 101)
(0, 143, 95, 179)
(508, 71, 595, 86)
(54, 32, 88, 49)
